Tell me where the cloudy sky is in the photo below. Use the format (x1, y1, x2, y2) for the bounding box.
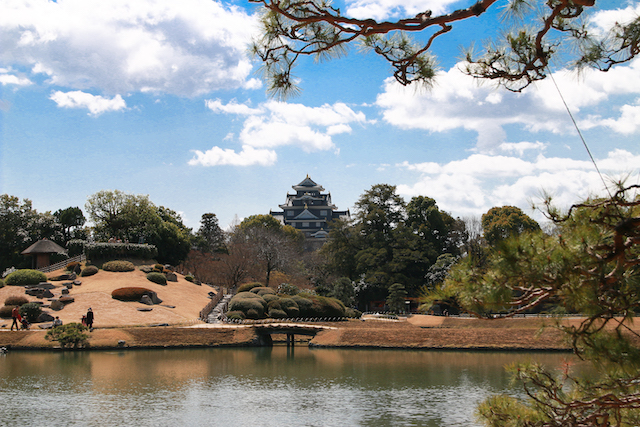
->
(1, 0, 639, 231)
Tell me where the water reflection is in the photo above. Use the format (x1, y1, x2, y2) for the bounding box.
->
(0, 348, 579, 426)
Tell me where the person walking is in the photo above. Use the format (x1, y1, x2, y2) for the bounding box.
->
(85, 308, 94, 330)
(10, 306, 21, 331)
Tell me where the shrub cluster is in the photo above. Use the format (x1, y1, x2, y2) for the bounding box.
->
(0, 279, 5, 288)
(237, 282, 263, 293)
(19, 302, 42, 323)
(5, 296, 29, 306)
(102, 260, 135, 272)
(111, 287, 152, 302)
(45, 323, 89, 348)
(66, 262, 82, 274)
(185, 275, 195, 283)
(277, 283, 300, 296)
(227, 289, 347, 320)
(146, 272, 167, 285)
(0, 306, 15, 318)
(85, 242, 158, 261)
(5, 269, 47, 286)
(80, 266, 99, 277)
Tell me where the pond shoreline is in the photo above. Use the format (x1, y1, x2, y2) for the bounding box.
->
(0, 316, 586, 352)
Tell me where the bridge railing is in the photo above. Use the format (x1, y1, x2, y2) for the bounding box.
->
(37, 254, 86, 273)
(221, 317, 352, 324)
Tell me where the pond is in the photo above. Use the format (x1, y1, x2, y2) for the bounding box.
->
(0, 347, 577, 426)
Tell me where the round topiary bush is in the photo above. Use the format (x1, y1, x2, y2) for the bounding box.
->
(19, 302, 42, 323)
(262, 293, 279, 303)
(228, 292, 267, 318)
(237, 282, 263, 293)
(346, 308, 362, 318)
(102, 260, 135, 272)
(111, 287, 152, 302)
(292, 295, 313, 317)
(251, 287, 276, 296)
(0, 279, 5, 288)
(5, 269, 47, 286)
(279, 298, 300, 317)
(5, 296, 29, 307)
(246, 308, 261, 319)
(0, 306, 15, 318)
(268, 308, 288, 318)
(185, 275, 195, 283)
(66, 262, 82, 274)
(226, 310, 246, 320)
(146, 272, 167, 285)
(80, 265, 99, 277)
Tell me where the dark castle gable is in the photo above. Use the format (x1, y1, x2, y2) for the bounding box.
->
(270, 175, 350, 241)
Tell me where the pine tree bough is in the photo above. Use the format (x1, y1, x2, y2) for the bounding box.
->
(250, 0, 640, 97)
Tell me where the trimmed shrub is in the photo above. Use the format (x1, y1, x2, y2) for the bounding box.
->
(102, 260, 135, 272)
(154, 264, 164, 272)
(279, 298, 300, 317)
(5, 269, 47, 286)
(0, 306, 15, 318)
(85, 242, 157, 261)
(66, 262, 82, 274)
(251, 287, 276, 297)
(262, 294, 279, 303)
(185, 275, 195, 283)
(45, 323, 89, 348)
(237, 282, 263, 293)
(226, 310, 246, 320)
(146, 272, 167, 285)
(346, 308, 362, 318)
(267, 300, 282, 311)
(268, 308, 288, 318)
(292, 295, 313, 316)
(0, 279, 4, 288)
(228, 292, 267, 318)
(246, 308, 260, 319)
(277, 283, 300, 296)
(19, 302, 42, 323)
(80, 266, 99, 277)
(5, 296, 29, 306)
(112, 287, 153, 302)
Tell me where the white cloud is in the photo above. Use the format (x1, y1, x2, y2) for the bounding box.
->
(376, 58, 640, 151)
(0, 0, 258, 96)
(188, 145, 277, 167)
(49, 90, 126, 116)
(346, 0, 458, 20)
(0, 68, 32, 86)
(191, 99, 369, 167)
(397, 149, 640, 221)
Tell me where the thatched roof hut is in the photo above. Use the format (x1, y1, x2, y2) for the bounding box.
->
(21, 239, 67, 269)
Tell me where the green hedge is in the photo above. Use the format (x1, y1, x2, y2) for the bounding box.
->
(66, 240, 86, 257)
(102, 260, 135, 272)
(5, 269, 47, 286)
(146, 272, 167, 285)
(85, 243, 158, 261)
(0, 306, 15, 318)
(112, 287, 152, 302)
(251, 287, 276, 296)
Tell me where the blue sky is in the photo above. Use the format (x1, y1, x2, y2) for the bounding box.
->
(1, 0, 639, 231)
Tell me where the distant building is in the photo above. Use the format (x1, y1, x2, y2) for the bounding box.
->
(271, 175, 350, 247)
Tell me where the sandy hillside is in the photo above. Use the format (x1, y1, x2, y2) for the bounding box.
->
(0, 267, 216, 328)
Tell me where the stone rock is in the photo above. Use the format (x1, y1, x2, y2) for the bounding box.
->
(149, 323, 169, 327)
(36, 282, 55, 289)
(117, 340, 126, 347)
(137, 307, 153, 312)
(38, 323, 54, 329)
(61, 288, 69, 295)
(160, 305, 175, 309)
(165, 272, 177, 282)
(63, 282, 73, 289)
(140, 295, 153, 305)
(73, 280, 82, 286)
(59, 296, 75, 304)
(37, 313, 55, 323)
(148, 291, 162, 304)
(25, 288, 42, 297)
(50, 300, 65, 311)
(57, 273, 76, 281)
(42, 289, 54, 298)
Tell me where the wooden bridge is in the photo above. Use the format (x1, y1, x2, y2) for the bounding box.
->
(252, 323, 336, 347)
